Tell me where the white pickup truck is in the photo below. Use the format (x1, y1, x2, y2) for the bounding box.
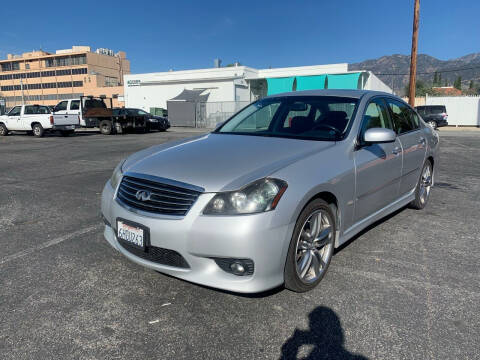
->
(0, 104, 77, 137)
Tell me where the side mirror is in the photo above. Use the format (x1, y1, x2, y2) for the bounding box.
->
(363, 128, 396, 143)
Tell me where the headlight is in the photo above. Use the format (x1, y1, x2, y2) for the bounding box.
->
(203, 178, 288, 215)
(110, 159, 125, 189)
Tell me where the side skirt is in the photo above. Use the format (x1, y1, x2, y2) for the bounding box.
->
(336, 189, 415, 248)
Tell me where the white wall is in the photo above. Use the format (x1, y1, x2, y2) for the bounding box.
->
(364, 72, 393, 93)
(426, 96, 480, 126)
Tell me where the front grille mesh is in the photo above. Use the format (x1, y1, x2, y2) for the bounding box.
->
(117, 175, 201, 216)
(117, 239, 190, 268)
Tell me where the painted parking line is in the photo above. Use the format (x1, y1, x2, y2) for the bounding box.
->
(0, 224, 102, 266)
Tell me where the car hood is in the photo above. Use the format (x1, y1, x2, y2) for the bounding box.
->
(123, 133, 335, 192)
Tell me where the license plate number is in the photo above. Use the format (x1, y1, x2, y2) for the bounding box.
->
(117, 220, 145, 249)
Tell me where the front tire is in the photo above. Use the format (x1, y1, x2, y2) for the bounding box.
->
(409, 160, 433, 210)
(0, 123, 8, 136)
(284, 199, 336, 292)
(32, 123, 44, 137)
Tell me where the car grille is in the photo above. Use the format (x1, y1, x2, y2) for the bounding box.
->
(117, 239, 190, 269)
(116, 175, 202, 216)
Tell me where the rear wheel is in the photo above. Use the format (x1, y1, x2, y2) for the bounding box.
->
(284, 199, 335, 292)
(0, 124, 8, 136)
(32, 123, 44, 137)
(99, 120, 113, 135)
(410, 160, 433, 210)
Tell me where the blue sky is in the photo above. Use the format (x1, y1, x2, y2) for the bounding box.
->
(1, 0, 478, 73)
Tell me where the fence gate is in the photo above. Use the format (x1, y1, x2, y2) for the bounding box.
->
(167, 101, 197, 127)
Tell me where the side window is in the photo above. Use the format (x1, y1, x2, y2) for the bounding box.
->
(56, 101, 68, 111)
(70, 100, 80, 110)
(38, 106, 50, 114)
(360, 99, 392, 139)
(411, 110, 420, 128)
(8, 106, 21, 116)
(24, 106, 36, 115)
(387, 100, 415, 134)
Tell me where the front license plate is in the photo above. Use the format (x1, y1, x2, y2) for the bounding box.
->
(116, 219, 148, 250)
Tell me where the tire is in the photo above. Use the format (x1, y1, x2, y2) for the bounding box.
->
(32, 123, 44, 137)
(60, 130, 74, 137)
(0, 123, 8, 136)
(284, 199, 336, 292)
(428, 121, 437, 130)
(409, 160, 433, 210)
(99, 120, 113, 135)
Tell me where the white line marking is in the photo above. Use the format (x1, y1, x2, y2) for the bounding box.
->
(0, 224, 102, 266)
(149, 319, 160, 324)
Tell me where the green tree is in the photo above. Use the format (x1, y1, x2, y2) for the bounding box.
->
(433, 72, 438, 85)
(469, 80, 474, 89)
(438, 73, 442, 86)
(454, 76, 462, 90)
(404, 79, 433, 97)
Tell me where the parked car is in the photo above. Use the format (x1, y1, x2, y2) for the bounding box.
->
(415, 105, 448, 129)
(0, 104, 76, 137)
(113, 108, 170, 132)
(101, 90, 438, 293)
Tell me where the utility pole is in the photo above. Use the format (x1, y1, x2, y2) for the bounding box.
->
(408, 0, 420, 106)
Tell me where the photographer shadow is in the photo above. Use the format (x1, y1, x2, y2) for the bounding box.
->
(280, 306, 368, 360)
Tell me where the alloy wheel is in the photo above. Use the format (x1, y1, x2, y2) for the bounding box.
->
(419, 163, 432, 205)
(295, 209, 334, 284)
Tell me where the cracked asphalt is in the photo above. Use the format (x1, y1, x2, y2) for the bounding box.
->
(0, 129, 479, 359)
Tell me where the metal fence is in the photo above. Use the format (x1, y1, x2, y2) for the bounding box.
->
(167, 101, 251, 128)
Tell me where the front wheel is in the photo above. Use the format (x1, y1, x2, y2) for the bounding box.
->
(409, 160, 433, 210)
(284, 199, 336, 292)
(0, 123, 8, 136)
(32, 123, 44, 137)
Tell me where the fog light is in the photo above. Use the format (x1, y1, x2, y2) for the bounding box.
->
(212, 258, 254, 276)
(230, 262, 245, 275)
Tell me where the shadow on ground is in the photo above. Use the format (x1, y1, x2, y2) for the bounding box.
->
(280, 306, 368, 359)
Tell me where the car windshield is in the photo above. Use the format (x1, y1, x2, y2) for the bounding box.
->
(216, 96, 358, 141)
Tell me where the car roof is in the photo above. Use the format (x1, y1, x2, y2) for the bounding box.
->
(264, 89, 394, 99)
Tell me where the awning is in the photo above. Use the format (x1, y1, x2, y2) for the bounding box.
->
(296, 75, 326, 91)
(169, 89, 210, 102)
(327, 73, 361, 89)
(267, 77, 295, 95)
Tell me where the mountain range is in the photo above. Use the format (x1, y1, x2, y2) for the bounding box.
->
(349, 53, 480, 95)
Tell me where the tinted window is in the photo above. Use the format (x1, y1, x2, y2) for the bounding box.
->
(8, 106, 21, 116)
(361, 99, 393, 133)
(56, 101, 68, 111)
(24, 106, 36, 115)
(38, 106, 50, 114)
(427, 106, 446, 114)
(70, 100, 80, 110)
(387, 99, 417, 134)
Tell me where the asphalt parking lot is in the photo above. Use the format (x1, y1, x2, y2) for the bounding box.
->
(0, 128, 479, 359)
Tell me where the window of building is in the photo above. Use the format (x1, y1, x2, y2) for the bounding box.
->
(25, 63, 30, 70)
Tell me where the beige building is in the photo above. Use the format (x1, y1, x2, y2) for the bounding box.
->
(0, 46, 129, 109)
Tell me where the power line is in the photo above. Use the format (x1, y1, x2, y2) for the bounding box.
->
(374, 64, 480, 76)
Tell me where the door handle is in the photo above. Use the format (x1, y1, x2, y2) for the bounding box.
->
(392, 147, 401, 155)
(64, 115, 68, 118)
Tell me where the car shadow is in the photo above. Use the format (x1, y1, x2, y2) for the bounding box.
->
(280, 306, 368, 359)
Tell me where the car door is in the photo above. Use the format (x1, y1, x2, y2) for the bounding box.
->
(353, 98, 403, 222)
(53, 100, 70, 125)
(68, 100, 81, 125)
(22, 105, 39, 130)
(5, 106, 22, 130)
(386, 99, 426, 196)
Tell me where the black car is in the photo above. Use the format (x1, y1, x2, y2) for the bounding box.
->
(112, 108, 170, 132)
(415, 105, 448, 129)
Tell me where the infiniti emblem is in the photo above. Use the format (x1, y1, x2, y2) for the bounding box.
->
(135, 190, 151, 201)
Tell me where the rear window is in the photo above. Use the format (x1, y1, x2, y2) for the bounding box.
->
(83, 98, 107, 109)
(427, 106, 446, 114)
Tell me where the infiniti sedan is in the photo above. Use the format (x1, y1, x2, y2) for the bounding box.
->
(101, 90, 438, 293)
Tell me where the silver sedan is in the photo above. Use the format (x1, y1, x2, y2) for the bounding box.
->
(101, 90, 438, 293)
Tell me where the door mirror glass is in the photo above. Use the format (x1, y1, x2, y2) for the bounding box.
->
(363, 128, 396, 143)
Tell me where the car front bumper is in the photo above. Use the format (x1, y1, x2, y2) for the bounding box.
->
(101, 181, 293, 293)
